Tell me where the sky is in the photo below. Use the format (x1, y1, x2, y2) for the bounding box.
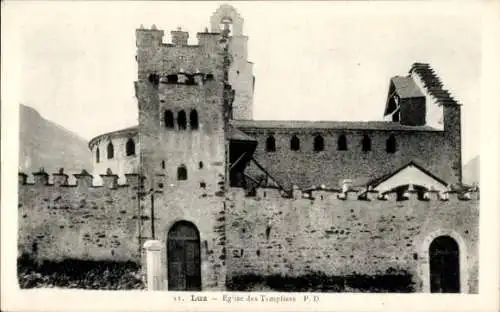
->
(3, 1, 482, 163)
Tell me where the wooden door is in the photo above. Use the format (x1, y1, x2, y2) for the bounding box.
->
(167, 221, 201, 291)
(429, 236, 460, 293)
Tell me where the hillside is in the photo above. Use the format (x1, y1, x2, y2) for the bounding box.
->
(19, 104, 92, 182)
(463, 155, 480, 186)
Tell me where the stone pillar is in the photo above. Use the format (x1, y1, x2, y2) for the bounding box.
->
(143, 240, 163, 291)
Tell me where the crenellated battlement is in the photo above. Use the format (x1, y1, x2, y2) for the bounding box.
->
(18, 168, 142, 189)
(229, 181, 480, 203)
(136, 25, 222, 48)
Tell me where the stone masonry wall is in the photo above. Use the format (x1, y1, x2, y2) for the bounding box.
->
(143, 174, 227, 290)
(134, 27, 229, 289)
(18, 171, 142, 263)
(225, 187, 479, 293)
(240, 128, 459, 189)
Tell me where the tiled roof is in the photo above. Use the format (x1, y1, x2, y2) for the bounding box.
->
(391, 76, 425, 98)
(231, 120, 441, 132)
(410, 63, 460, 106)
(88, 126, 138, 149)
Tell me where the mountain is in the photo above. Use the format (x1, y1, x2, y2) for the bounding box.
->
(19, 104, 92, 183)
(463, 155, 479, 186)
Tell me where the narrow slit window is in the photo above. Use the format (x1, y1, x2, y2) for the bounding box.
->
(290, 135, 300, 151)
(190, 109, 199, 130)
(362, 135, 371, 152)
(177, 110, 187, 130)
(177, 165, 188, 180)
(386, 135, 397, 153)
(96, 147, 100, 163)
(164, 110, 174, 128)
(314, 135, 324, 152)
(107, 142, 114, 159)
(266, 136, 276, 152)
(126, 138, 135, 156)
(338, 135, 347, 151)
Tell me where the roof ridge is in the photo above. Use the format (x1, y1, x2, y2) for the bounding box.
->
(409, 63, 460, 106)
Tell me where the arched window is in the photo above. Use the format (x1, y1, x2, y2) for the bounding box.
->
(386, 135, 397, 153)
(164, 110, 174, 128)
(177, 165, 188, 180)
(362, 135, 371, 152)
(126, 138, 135, 156)
(107, 142, 114, 159)
(337, 134, 347, 151)
(314, 135, 324, 152)
(290, 135, 300, 151)
(199, 161, 204, 169)
(177, 110, 187, 130)
(266, 136, 276, 152)
(96, 147, 100, 163)
(190, 109, 199, 130)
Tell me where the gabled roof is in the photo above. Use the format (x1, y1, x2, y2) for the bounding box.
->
(390, 76, 425, 99)
(409, 63, 460, 106)
(367, 161, 448, 194)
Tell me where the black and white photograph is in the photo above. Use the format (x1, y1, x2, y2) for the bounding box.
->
(1, 1, 499, 311)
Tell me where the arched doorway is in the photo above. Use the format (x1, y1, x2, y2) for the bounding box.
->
(167, 221, 201, 291)
(429, 236, 460, 293)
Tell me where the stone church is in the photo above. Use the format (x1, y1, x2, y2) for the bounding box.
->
(19, 4, 479, 293)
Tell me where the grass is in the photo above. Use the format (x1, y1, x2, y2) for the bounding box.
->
(17, 253, 145, 290)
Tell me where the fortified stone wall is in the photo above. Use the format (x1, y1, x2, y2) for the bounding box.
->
(18, 170, 142, 263)
(225, 187, 479, 293)
(239, 128, 459, 188)
(144, 173, 227, 290)
(17, 169, 479, 292)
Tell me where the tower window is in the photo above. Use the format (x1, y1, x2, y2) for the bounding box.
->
(177, 165, 188, 181)
(167, 74, 178, 83)
(107, 142, 114, 159)
(266, 136, 276, 152)
(161, 160, 165, 169)
(362, 135, 371, 152)
(96, 147, 100, 163)
(164, 110, 174, 128)
(337, 135, 347, 151)
(199, 161, 204, 169)
(314, 135, 324, 152)
(177, 110, 187, 130)
(126, 138, 135, 156)
(290, 135, 300, 151)
(386, 135, 397, 153)
(190, 109, 199, 130)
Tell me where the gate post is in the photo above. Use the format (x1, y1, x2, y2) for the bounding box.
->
(143, 240, 163, 291)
